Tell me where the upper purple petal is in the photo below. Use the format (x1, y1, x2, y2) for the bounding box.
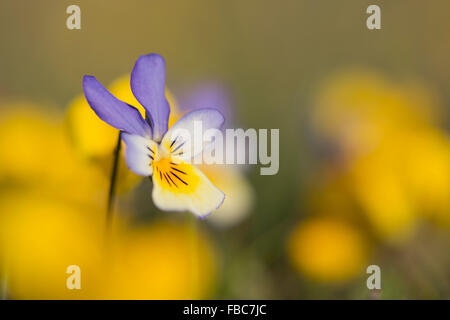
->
(83, 75, 151, 137)
(130, 53, 170, 142)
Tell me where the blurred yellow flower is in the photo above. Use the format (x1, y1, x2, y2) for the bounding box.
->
(350, 129, 450, 237)
(0, 106, 218, 298)
(349, 142, 417, 240)
(0, 103, 59, 181)
(0, 102, 108, 208)
(311, 70, 450, 240)
(401, 129, 450, 226)
(287, 218, 369, 283)
(104, 220, 217, 299)
(312, 70, 443, 158)
(66, 94, 118, 158)
(0, 192, 106, 299)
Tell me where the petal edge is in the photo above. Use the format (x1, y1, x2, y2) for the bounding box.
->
(130, 54, 170, 142)
(83, 75, 151, 137)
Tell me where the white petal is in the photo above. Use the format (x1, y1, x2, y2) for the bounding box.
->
(160, 109, 224, 161)
(121, 133, 157, 176)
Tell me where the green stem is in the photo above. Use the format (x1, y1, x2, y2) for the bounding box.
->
(106, 132, 122, 230)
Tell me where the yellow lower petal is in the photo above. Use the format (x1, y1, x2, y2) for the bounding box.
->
(152, 158, 224, 217)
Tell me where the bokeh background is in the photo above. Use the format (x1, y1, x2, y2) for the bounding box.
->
(0, 0, 449, 299)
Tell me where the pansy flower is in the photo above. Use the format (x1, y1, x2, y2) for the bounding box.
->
(83, 53, 225, 217)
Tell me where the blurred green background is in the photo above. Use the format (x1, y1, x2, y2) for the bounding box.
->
(0, 0, 449, 299)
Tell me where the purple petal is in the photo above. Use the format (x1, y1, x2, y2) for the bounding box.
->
(83, 76, 151, 137)
(130, 53, 170, 142)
